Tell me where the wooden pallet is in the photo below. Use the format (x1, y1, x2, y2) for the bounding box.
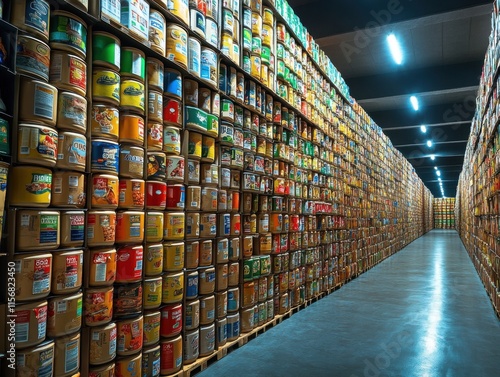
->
(182, 349, 222, 377)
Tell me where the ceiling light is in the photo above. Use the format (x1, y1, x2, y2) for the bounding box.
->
(420, 125, 427, 133)
(436, 171, 441, 177)
(410, 96, 419, 111)
(426, 140, 432, 147)
(430, 154, 435, 160)
(387, 34, 403, 65)
(434, 167, 438, 170)
(438, 178, 441, 182)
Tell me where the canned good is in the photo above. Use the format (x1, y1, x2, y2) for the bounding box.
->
(163, 97, 183, 127)
(114, 282, 143, 317)
(50, 11, 87, 58)
(166, 24, 188, 69)
(49, 51, 87, 97)
(115, 211, 145, 244)
(162, 272, 184, 303)
(147, 152, 167, 180)
(93, 31, 121, 71)
(91, 174, 119, 209)
(18, 124, 58, 167)
(87, 210, 116, 247)
(16, 35, 51, 81)
(143, 277, 163, 309)
(116, 315, 144, 355)
(116, 245, 144, 283)
(93, 69, 120, 105)
(120, 79, 145, 114)
(84, 286, 114, 326)
(121, 47, 146, 81)
(149, 10, 167, 55)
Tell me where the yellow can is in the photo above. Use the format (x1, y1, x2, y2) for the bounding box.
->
(201, 135, 215, 163)
(166, 0, 189, 26)
(143, 311, 161, 346)
(91, 104, 119, 140)
(250, 54, 261, 79)
(120, 79, 145, 114)
(166, 23, 188, 69)
(263, 7, 274, 26)
(146, 213, 164, 243)
(93, 69, 120, 105)
(143, 277, 163, 310)
(163, 212, 185, 240)
(9, 166, 52, 207)
(262, 24, 274, 48)
(188, 132, 202, 159)
(163, 242, 185, 271)
(162, 272, 184, 304)
(144, 243, 163, 275)
(119, 114, 145, 145)
(251, 12, 262, 35)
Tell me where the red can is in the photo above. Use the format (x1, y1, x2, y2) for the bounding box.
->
(290, 215, 300, 232)
(146, 181, 167, 210)
(163, 97, 182, 127)
(116, 245, 144, 283)
(166, 184, 186, 210)
(160, 303, 183, 337)
(272, 234, 281, 254)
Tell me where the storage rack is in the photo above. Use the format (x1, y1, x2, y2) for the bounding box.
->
(456, 1, 500, 317)
(0, 0, 435, 375)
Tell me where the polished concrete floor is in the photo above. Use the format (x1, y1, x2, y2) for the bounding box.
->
(197, 230, 500, 377)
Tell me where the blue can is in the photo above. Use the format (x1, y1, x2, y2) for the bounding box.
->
(221, 213, 230, 236)
(186, 271, 199, 299)
(164, 68, 182, 99)
(219, 63, 227, 93)
(91, 139, 119, 173)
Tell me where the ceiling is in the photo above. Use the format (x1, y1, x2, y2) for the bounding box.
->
(288, 0, 493, 198)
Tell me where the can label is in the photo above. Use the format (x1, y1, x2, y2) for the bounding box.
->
(25, 173, 52, 195)
(69, 213, 85, 243)
(25, 0, 50, 35)
(50, 14, 87, 54)
(60, 93, 86, 128)
(92, 141, 119, 173)
(19, 126, 58, 159)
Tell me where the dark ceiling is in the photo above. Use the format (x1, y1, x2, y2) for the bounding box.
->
(288, 0, 493, 198)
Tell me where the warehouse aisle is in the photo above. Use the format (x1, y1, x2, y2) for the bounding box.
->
(197, 230, 500, 377)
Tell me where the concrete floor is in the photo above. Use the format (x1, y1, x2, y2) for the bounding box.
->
(197, 230, 500, 377)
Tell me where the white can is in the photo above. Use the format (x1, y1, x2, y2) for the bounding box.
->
(188, 37, 201, 78)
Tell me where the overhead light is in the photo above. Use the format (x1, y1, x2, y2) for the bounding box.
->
(420, 125, 427, 133)
(434, 167, 438, 170)
(436, 171, 441, 177)
(387, 34, 403, 65)
(430, 154, 435, 160)
(426, 140, 432, 147)
(410, 96, 419, 111)
(438, 178, 441, 182)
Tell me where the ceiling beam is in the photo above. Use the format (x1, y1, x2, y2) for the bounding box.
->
(289, 1, 492, 38)
(346, 61, 483, 100)
(381, 120, 470, 131)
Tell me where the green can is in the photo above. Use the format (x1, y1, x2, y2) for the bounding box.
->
(121, 47, 146, 81)
(243, 258, 253, 281)
(50, 11, 87, 59)
(207, 114, 219, 136)
(93, 31, 121, 71)
(251, 36, 262, 55)
(261, 46, 271, 66)
(260, 255, 271, 276)
(243, 52, 251, 74)
(243, 28, 252, 51)
(277, 60, 285, 80)
(252, 257, 261, 279)
(186, 106, 208, 131)
(0, 118, 9, 155)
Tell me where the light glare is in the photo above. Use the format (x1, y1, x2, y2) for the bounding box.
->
(387, 34, 403, 65)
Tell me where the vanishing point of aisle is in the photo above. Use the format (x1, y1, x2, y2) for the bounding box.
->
(197, 230, 500, 377)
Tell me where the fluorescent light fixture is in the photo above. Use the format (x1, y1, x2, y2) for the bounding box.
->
(410, 96, 419, 111)
(430, 154, 435, 160)
(434, 167, 438, 170)
(426, 140, 432, 147)
(436, 171, 441, 177)
(420, 125, 427, 133)
(438, 178, 441, 182)
(387, 34, 403, 65)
